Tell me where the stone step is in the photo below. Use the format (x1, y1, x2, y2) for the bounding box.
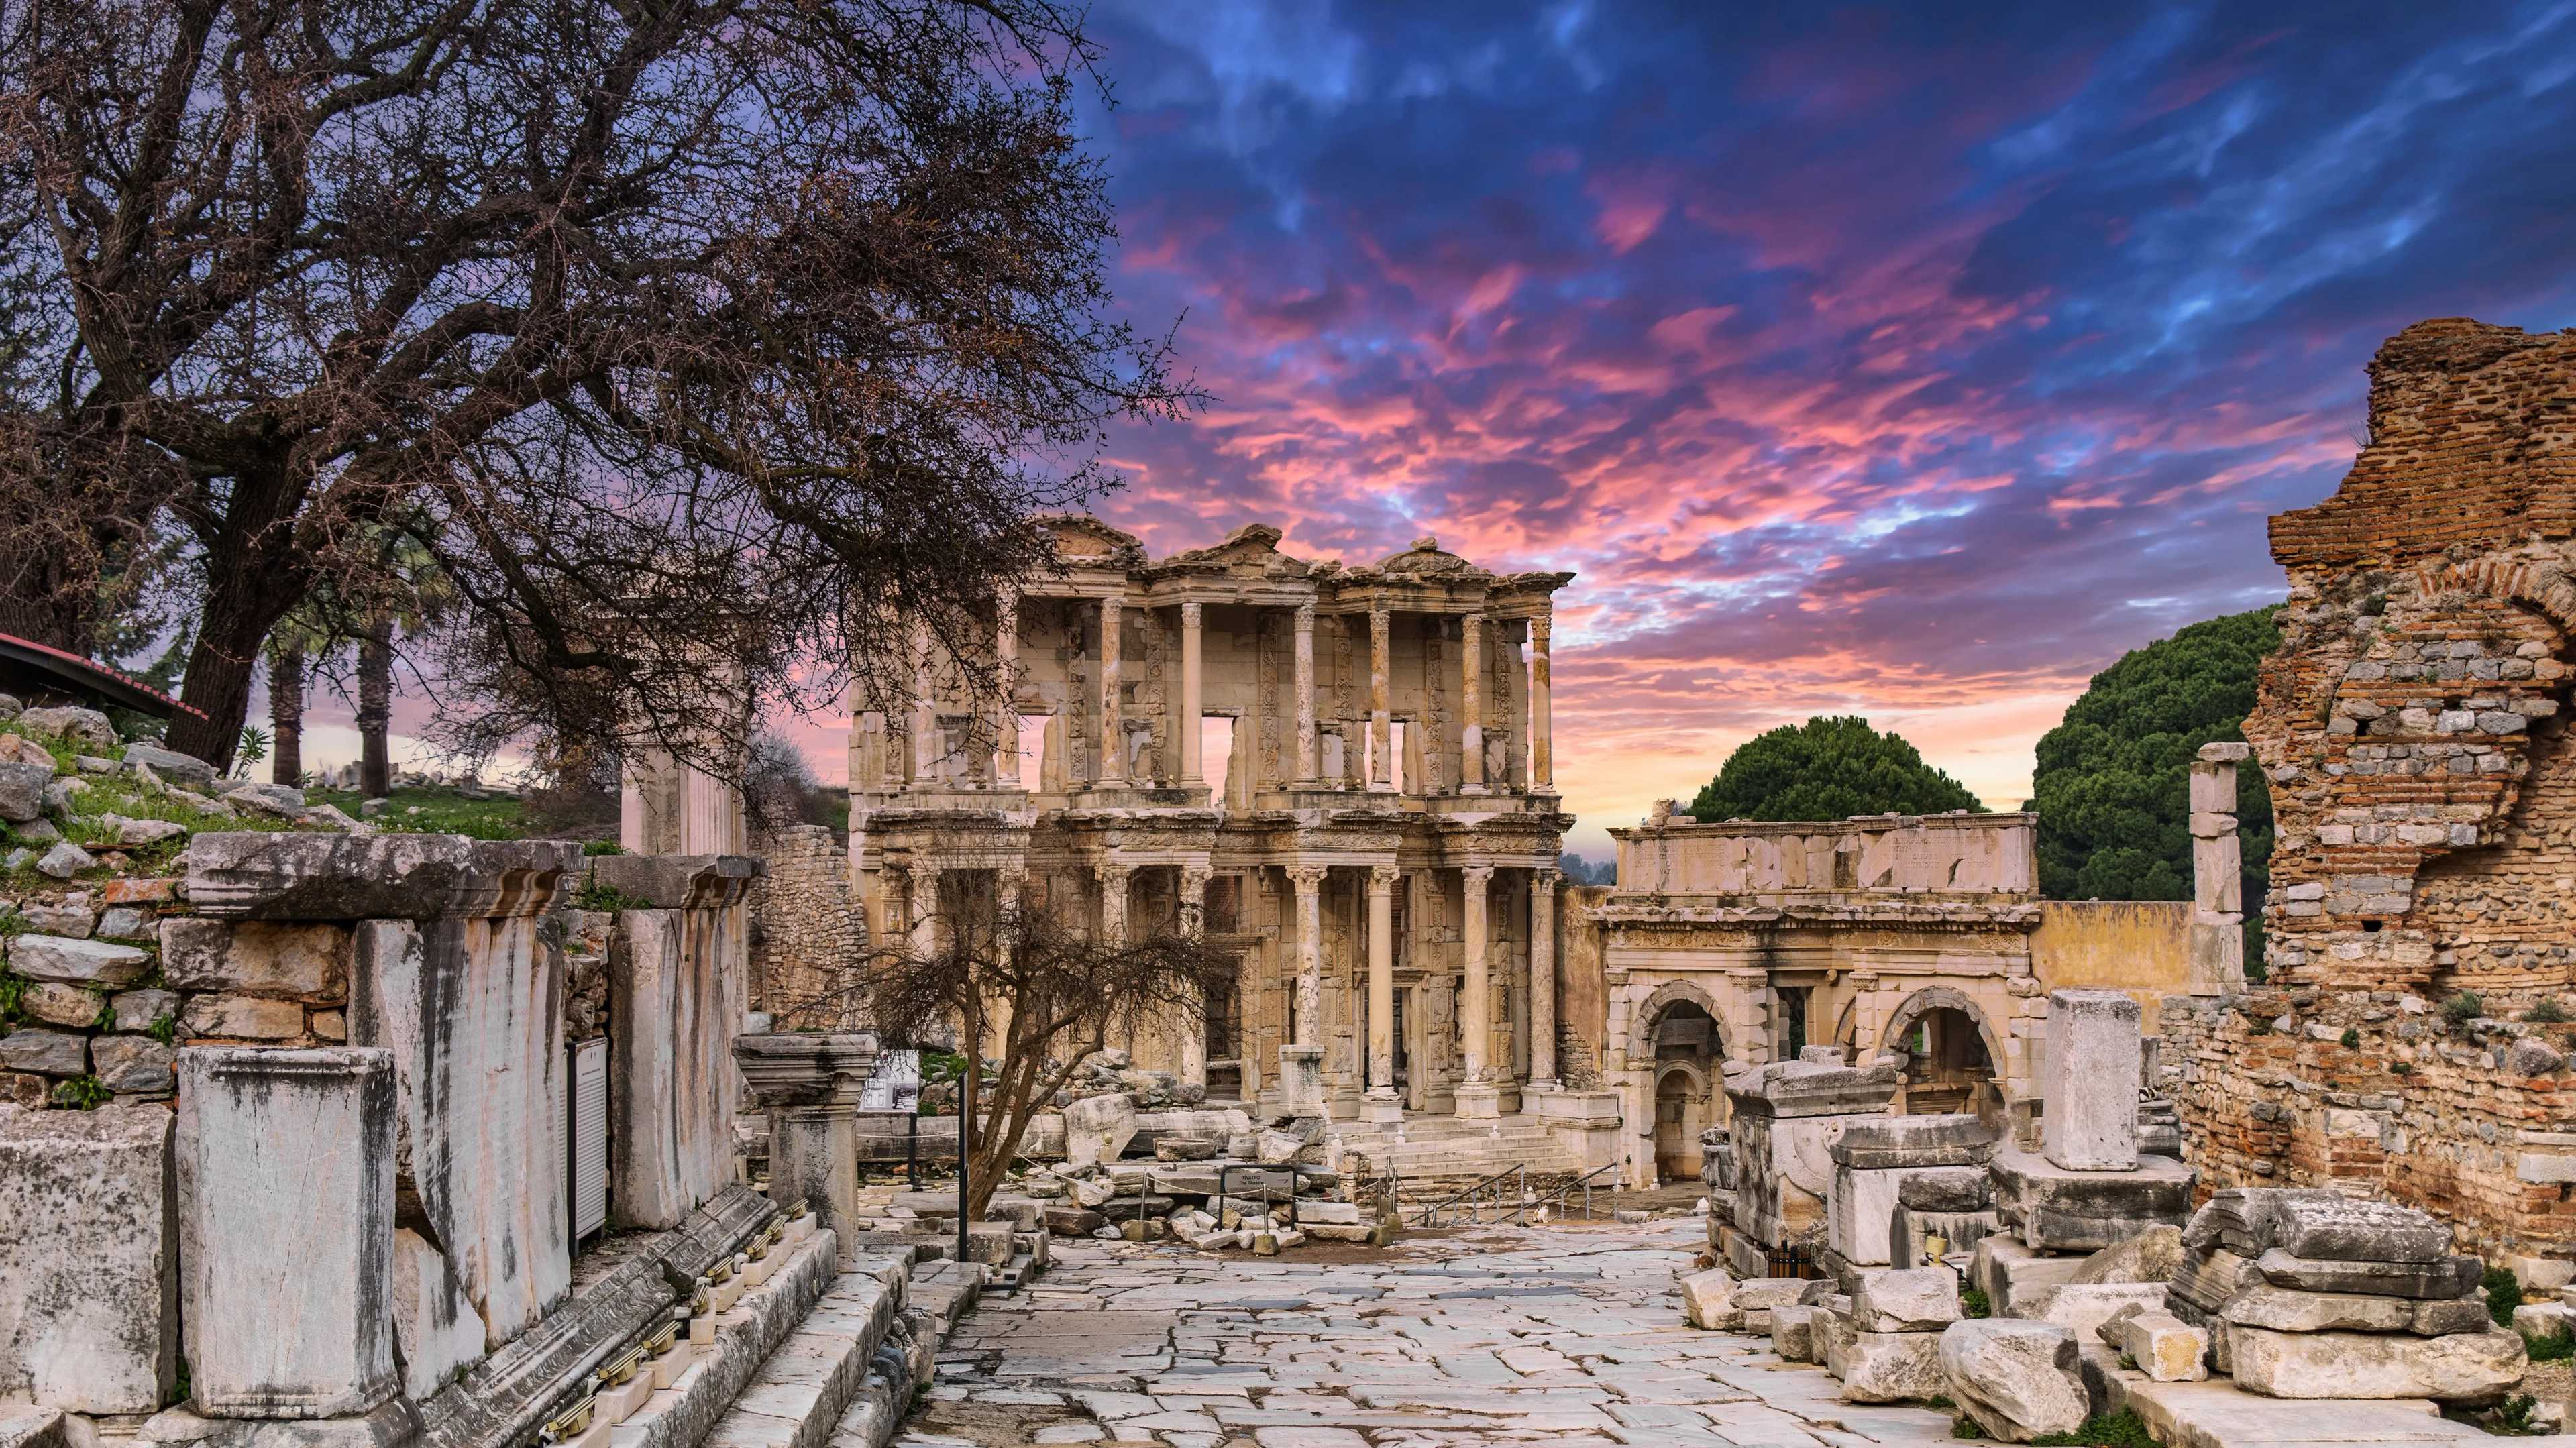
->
(0, 1407, 64, 1448)
(669, 1247, 912, 1448)
(902, 1258, 986, 1342)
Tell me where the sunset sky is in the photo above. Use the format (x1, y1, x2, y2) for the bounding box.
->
(335, 2, 2576, 857)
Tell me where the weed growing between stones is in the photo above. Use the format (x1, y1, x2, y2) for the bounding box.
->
(2028, 1408, 2155, 1447)
(1959, 1287, 1992, 1318)
(572, 880, 655, 913)
(2524, 1326, 2575, 1362)
(2485, 1264, 2524, 1326)
(2447, 1394, 2544, 1436)
(2445, 991, 2487, 1031)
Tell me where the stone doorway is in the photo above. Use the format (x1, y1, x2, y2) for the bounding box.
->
(1890, 1001, 2000, 1117)
(1654, 1066, 1705, 1181)
(1646, 998, 1721, 1183)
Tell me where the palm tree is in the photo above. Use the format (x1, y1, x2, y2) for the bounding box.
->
(354, 531, 456, 797)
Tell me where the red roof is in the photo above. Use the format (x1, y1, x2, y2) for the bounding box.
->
(0, 633, 211, 722)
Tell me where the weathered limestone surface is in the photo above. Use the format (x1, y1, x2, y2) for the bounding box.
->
(1989, 1146, 2195, 1252)
(2041, 989, 2141, 1171)
(1730, 1058, 1899, 1247)
(0, 1105, 176, 1412)
(1680, 1268, 1735, 1329)
(1837, 1329, 1948, 1404)
(2219, 1283, 2487, 1335)
(1940, 1319, 2088, 1441)
(177, 1048, 397, 1418)
(2226, 1324, 2526, 1401)
(2105, 1307, 2211, 1382)
(1853, 1267, 1961, 1333)
(1827, 1113, 1995, 1268)
(347, 914, 570, 1353)
(609, 883, 748, 1228)
(185, 833, 577, 921)
(1065, 1093, 1140, 1169)
(159, 919, 349, 997)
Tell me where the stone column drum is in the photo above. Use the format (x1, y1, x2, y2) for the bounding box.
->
(178, 1047, 398, 1419)
(735, 1032, 879, 1265)
(2189, 741, 2249, 994)
(2041, 989, 2142, 1171)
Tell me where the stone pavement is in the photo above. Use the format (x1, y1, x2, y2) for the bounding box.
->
(891, 1215, 1965, 1447)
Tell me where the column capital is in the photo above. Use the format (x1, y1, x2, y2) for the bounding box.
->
(1462, 610, 1487, 630)
(1531, 865, 1562, 887)
(1092, 860, 1132, 887)
(1529, 614, 1552, 647)
(1294, 601, 1316, 628)
(1180, 599, 1203, 627)
(1366, 862, 1401, 894)
(1368, 606, 1391, 635)
(1285, 863, 1328, 892)
(1461, 862, 1495, 887)
(1179, 863, 1213, 895)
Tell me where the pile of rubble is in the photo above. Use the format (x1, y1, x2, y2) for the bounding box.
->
(2170, 1188, 2524, 1400)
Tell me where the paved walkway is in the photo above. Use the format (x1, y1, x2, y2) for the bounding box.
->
(892, 1217, 1961, 1447)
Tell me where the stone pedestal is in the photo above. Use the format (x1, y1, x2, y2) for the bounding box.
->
(177, 1048, 398, 1419)
(735, 1032, 879, 1266)
(1453, 1082, 1502, 1121)
(0, 1104, 177, 1412)
(1728, 1058, 1901, 1249)
(600, 856, 759, 1229)
(1358, 1089, 1404, 1125)
(1277, 1045, 1326, 1119)
(2042, 989, 2141, 1172)
(1826, 1112, 1997, 1268)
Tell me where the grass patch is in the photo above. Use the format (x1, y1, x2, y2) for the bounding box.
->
(2524, 1327, 2575, 1362)
(571, 880, 654, 913)
(1959, 1287, 1992, 1319)
(2445, 991, 2486, 1030)
(311, 786, 531, 839)
(1953, 1416, 1985, 1441)
(2029, 1409, 2156, 1447)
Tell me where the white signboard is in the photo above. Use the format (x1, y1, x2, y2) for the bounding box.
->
(862, 1048, 922, 1113)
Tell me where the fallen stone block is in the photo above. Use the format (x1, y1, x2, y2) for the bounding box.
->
(1973, 1235, 2088, 1317)
(1772, 1303, 1817, 1362)
(2106, 1307, 2209, 1382)
(2068, 1224, 2184, 1285)
(2226, 1324, 2527, 1402)
(1680, 1268, 1737, 1330)
(2221, 1282, 2487, 1335)
(1989, 1145, 2196, 1253)
(1942, 1318, 2088, 1441)
(2027, 1282, 2169, 1343)
(0, 1105, 177, 1412)
(1838, 1329, 1947, 1403)
(2253, 1247, 2483, 1300)
(2187, 1187, 2456, 1264)
(7, 934, 149, 987)
(1854, 1266, 1961, 1332)
(1064, 1093, 1138, 1169)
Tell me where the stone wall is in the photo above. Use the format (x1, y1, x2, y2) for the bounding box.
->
(2029, 899, 2193, 1009)
(749, 823, 861, 1026)
(2179, 318, 2576, 1256)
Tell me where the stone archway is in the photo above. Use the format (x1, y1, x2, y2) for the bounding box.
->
(1880, 986, 2004, 1117)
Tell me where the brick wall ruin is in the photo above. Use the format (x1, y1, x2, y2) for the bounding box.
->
(2174, 318, 2576, 1257)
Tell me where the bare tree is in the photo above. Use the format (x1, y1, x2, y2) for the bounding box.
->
(0, 0, 1193, 769)
(837, 899, 1234, 1221)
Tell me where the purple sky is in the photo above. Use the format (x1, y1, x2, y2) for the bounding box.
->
(345, 2, 2576, 856)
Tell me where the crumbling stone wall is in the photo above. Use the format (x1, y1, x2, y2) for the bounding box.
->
(748, 823, 860, 1025)
(2178, 318, 2576, 1256)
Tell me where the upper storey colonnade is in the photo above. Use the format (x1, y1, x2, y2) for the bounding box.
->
(849, 520, 1573, 812)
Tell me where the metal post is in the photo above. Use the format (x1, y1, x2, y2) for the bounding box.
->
(907, 1115, 919, 1188)
(956, 1113, 969, 1268)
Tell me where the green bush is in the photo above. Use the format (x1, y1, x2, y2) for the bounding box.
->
(2528, 999, 2569, 1025)
(1688, 715, 1982, 822)
(1959, 1287, 1992, 1319)
(2524, 1327, 2575, 1363)
(2339, 1027, 2360, 1049)
(571, 880, 653, 913)
(2445, 992, 2486, 1029)
(2486, 1264, 2524, 1326)
(582, 838, 625, 856)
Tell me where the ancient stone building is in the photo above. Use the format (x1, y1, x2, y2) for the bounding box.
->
(748, 823, 863, 1026)
(2170, 319, 2576, 1258)
(1575, 806, 2191, 1188)
(847, 520, 1574, 1128)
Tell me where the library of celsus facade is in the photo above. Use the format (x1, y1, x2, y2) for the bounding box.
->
(847, 520, 1576, 1125)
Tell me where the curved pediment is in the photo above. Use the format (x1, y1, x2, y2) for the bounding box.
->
(1148, 522, 1313, 579)
(1372, 535, 1490, 579)
(1039, 515, 1147, 569)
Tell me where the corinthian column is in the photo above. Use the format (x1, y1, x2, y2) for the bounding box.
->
(1293, 602, 1318, 786)
(1456, 863, 1500, 1119)
(1097, 596, 1124, 785)
(1528, 867, 1560, 1093)
(1178, 865, 1211, 1089)
(1179, 601, 1205, 788)
(991, 588, 1020, 788)
(1368, 608, 1392, 791)
(1460, 613, 1486, 793)
(1362, 864, 1402, 1123)
(1530, 615, 1554, 791)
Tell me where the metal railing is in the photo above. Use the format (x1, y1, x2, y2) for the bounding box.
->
(1407, 1160, 1621, 1227)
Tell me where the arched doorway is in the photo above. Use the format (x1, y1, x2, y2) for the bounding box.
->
(1882, 989, 2001, 1117)
(1646, 999, 1721, 1182)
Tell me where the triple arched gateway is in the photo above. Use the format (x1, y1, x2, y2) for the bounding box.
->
(1574, 806, 2188, 1187)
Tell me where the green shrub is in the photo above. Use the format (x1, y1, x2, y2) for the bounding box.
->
(51, 1074, 109, 1110)
(2486, 1264, 2524, 1326)
(1953, 1417, 1985, 1441)
(582, 838, 625, 856)
(1959, 1287, 1992, 1319)
(2392, 1061, 2412, 1076)
(146, 1011, 178, 1048)
(2340, 1027, 2360, 1049)
(2524, 1327, 2575, 1363)
(571, 880, 653, 913)
(2529, 999, 2570, 1025)
(2445, 992, 2486, 1029)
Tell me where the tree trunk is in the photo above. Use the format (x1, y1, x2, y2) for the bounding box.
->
(164, 579, 297, 771)
(358, 616, 394, 797)
(270, 643, 305, 785)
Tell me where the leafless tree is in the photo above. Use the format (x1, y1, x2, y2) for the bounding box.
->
(818, 896, 1234, 1221)
(0, 0, 1193, 769)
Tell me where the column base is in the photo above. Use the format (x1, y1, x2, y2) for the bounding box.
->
(1359, 1089, 1404, 1125)
(1277, 1045, 1327, 1119)
(1454, 1083, 1503, 1120)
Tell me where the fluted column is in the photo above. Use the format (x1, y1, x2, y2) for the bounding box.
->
(991, 588, 1019, 788)
(1368, 608, 1392, 790)
(1456, 862, 1500, 1119)
(1528, 867, 1560, 1093)
(1097, 597, 1124, 785)
(1460, 613, 1486, 793)
(1362, 864, 1401, 1123)
(910, 620, 937, 785)
(1179, 601, 1204, 788)
(1530, 615, 1553, 791)
(1179, 865, 1211, 1089)
(1293, 603, 1318, 785)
